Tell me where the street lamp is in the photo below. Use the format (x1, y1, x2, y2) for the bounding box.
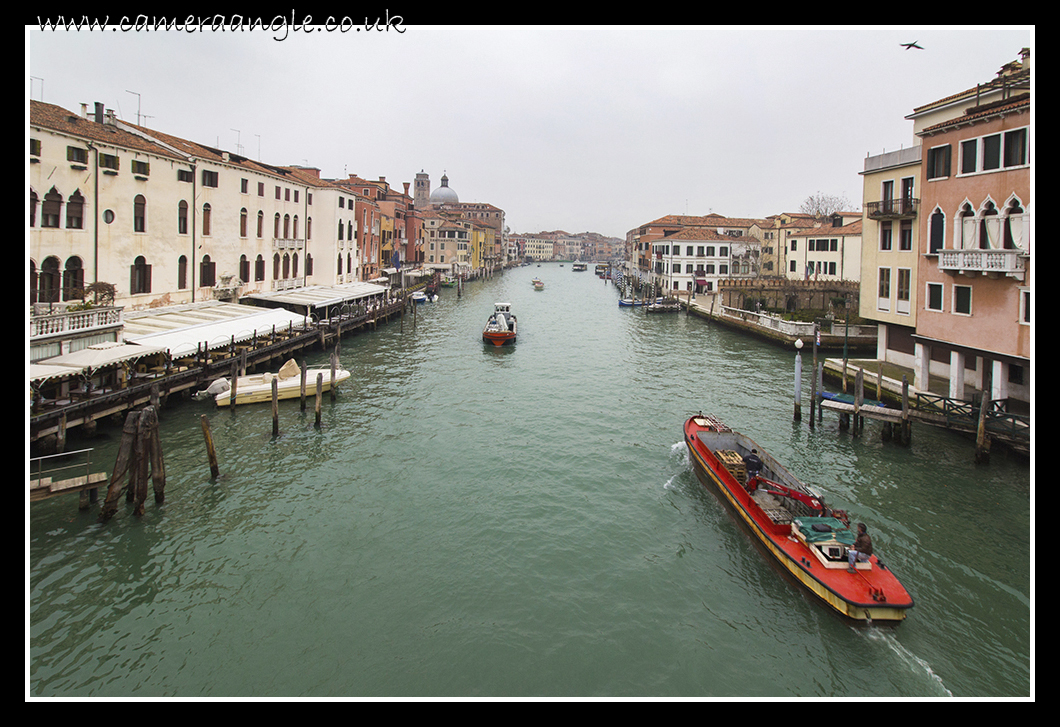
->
(794, 338, 804, 422)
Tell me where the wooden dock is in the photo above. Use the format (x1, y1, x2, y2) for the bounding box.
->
(30, 298, 408, 447)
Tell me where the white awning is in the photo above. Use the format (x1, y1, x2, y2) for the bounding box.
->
(30, 362, 84, 383)
(124, 306, 308, 358)
(41, 341, 167, 371)
(242, 281, 389, 310)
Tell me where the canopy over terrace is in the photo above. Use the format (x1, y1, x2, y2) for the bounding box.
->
(241, 281, 390, 319)
(121, 301, 309, 359)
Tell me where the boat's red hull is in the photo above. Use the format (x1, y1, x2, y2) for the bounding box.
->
(482, 331, 516, 346)
(684, 415, 913, 622)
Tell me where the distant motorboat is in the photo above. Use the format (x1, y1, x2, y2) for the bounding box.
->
(483, 303, 517, 346)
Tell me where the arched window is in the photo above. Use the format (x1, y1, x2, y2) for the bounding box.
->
(979, 201, 999, 250)
(957, 203, 975, 250)
(257, 210, 264, 238)
(67, 191, 85, 229)
(306, 217, 312, 240)
(131, 255, 151, 295)
(42, 188, 62, 228)
(282, 253, 290, 279)
(255, 255, 265, 282)
(337, 254, 343, 275)
(274, 213, 281, 239)
(1003, 199, 1026, 250)
(929, 208, 945, 254)
(306, 253, 313, 276)
(293, 215, 299, 239)
(202, 203, 212, 236)
(240, 254, 250, 283)
(292, 252, 298, 279)
(30, 190, 38, 227)
(134, 194, 147, 232)
(240, 208, 248, 238)
(200, 254, 216, 287)
(178, 255, 188, 289)
(283, 214, 290, 239)
(273, 253, 281, 280)
(178, 201, 189, 234)
(39, 256, 62, 303)
(63, 257, 84, 301)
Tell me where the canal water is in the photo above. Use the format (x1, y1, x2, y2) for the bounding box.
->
(28, 264, 1032, 698)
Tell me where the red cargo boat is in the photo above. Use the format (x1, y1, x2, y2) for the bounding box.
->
(482, 302, 517, 346)
(684, 414, 914, 623)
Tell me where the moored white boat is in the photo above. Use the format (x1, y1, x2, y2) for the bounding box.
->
(211, 358, 351, 407)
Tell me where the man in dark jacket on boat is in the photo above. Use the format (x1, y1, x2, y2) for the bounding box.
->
(847, 523, 873, 572)
(743, 449, 764, 491)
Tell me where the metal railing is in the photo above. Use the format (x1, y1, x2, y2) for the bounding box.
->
(30, 448, 98, 486)
(865, 198, 920, 218)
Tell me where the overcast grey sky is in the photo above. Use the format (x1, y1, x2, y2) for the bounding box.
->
(27, 24, 1032, 238)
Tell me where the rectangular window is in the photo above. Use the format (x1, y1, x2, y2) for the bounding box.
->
(899, 220, 913, 251)
(1020, 289, 1030, 324)
(897, 269, 911, 315)
(67, 146, 88, 164)
(926, 283, 943, 311)
(99, 153, 119, 171)
(954, 285, 972, 315)
(879, 222, 892, 251)
(982, 134, 1001, 171)
(202, 170, 218, 187)
(1004, 128, 1028, 167)
(132, 160, 150, 176)
(258, 182, 265, 196)
(926, 144, 951, 179)
(877, 267, 891, 311)
(961, 139, 978, 174)
(241, 178, 249, 194)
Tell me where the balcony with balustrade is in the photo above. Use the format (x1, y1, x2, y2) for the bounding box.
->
(938, 248, 1027, 281)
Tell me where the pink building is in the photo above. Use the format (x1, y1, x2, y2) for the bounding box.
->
(913, 62, 1030, 404)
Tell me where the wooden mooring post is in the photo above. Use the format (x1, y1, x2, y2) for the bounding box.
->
(200, 414, 220, 478)
(975, 392, 992, 464)
(315, 372, 323, 428)
(99, 406, 166, 523)
(272, 377, 280, 437)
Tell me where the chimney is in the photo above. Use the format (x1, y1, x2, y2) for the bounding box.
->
(94, 102, 104, 124)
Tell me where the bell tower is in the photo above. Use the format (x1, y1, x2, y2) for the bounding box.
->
(414, 170, 430, 210)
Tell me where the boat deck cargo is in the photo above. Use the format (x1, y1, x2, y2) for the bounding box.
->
(684, 413, 914, 623)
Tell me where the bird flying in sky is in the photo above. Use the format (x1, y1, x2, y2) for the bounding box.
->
(901, 41, 924, 50)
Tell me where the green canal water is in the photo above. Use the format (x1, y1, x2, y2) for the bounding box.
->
(28, 263, 1032, 698)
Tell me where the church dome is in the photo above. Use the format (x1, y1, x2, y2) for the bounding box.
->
(429, 173, 459, 205)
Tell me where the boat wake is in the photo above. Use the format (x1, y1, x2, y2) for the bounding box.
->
(858, 628, 954, 697)
(664, 442, 690, 489)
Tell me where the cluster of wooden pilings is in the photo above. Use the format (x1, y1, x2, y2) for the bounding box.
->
(98, 406, 166, 522)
